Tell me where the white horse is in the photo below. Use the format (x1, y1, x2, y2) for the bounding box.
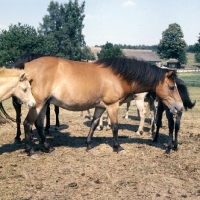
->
(96, 92, 157, 135)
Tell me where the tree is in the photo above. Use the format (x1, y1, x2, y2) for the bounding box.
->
(0, 23, 44, 66)
(97, 42, 124, 59)
(157, 23, 187, 65)
(194, 33, 200, 63)
(81, 46, 95, 61)
(39, 0, 86, 61)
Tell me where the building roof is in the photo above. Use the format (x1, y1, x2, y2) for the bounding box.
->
(89, 47, 161, 62)
(167, 58, 179, 63)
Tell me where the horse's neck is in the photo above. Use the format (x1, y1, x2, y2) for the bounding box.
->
(130, 83, 154, 94)
(0, 77, 18, 102)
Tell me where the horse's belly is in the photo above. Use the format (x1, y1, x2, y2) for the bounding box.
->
(49, 96, 103, 111)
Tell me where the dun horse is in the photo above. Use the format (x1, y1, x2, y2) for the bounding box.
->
(1, 55, 183, 156)
(0, 68, 35, 120)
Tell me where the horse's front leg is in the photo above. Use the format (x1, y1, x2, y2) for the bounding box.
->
(86, 107, 106, 151)
(148, 99, 156, 135)
(107, 103, 124, 153)
(24, 107, 39, 156)
(153, 100, 164, 142)
(173, 112, 182, 151)
(12, 97, 22, 143)
(165, 109, 174, 154)
(35, 104, 55, 153)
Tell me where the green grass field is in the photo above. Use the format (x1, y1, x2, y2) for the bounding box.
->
(178, 72, 200, 87)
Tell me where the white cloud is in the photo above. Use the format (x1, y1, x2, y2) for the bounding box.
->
(123, 1, 136, 7)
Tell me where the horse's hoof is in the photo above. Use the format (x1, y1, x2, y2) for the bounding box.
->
(97, 126, 103, 131)
(173, 146, 178, 151)
(44, 129, 50, 135)
(152, 138, 158, 142)
(165, 149, 171, 154)
(55, 126, 59, 131)
(14, 138, 21, 144)
(49, 147, 55, 153)
(86, 148, 94, 153)
(118, 150, 126, 155)
(30, 154, 39, 159)
(135, 131, 140, 136)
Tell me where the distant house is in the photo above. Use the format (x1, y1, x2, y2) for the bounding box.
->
(167, 58, 180, 69)
(89, 47, 161, 66)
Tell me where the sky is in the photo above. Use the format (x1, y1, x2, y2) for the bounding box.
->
(0, 0, 200, 46)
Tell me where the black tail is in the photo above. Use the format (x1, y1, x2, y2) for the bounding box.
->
(176, 78, 196, 110)
(7, 52, 45, 69)
(0, 102, 16, 122)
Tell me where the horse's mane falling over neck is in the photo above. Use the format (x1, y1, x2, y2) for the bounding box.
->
(95, 57, 177, 88)
(7, 53, 46, 70)
(176, 78, 196, 110)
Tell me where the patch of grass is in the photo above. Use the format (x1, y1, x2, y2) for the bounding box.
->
(186, 53, 199, 67)
(178, 72, 200, 86)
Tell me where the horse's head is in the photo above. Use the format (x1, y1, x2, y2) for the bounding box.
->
(13, 73, 36, 108)
(156, 70, 183, 114)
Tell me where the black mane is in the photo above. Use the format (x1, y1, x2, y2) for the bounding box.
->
(176, 78, 196, 110)
(95, 57, 177, 87)
(7, 53, 46, 69)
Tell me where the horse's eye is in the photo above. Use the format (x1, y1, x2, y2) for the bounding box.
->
(168, 85, 175, 91)
(23, 88, 27, 92)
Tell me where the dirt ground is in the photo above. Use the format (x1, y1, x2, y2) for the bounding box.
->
(0, 87, 200, 200)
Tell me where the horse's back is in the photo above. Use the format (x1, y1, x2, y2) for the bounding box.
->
(24, 56, 131, 109)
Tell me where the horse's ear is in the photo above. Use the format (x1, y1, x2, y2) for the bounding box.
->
(19, 73, 26, 81)
(29, 79, 33, 85)
(166, 70, 177, 80)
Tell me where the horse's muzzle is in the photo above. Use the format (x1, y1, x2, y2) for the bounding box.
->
(169, 103, 184, 114)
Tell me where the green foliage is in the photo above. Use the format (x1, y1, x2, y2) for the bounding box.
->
(178, 72, 200, 87)
(0, 23, 44, 66)
(81, 46, 95, 61)
(39, 0, 86, 61)
(97, 42, 124, 59)
(194, 34, 200, 63)
(157, 23, 187, 65)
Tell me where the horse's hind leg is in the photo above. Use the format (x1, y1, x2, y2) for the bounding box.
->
(44, 103, 50, 132)
(124, 102, 131, 119)
(12, 97, 22, 143)
(135, 99, 146, 135)
(35, 105, 55, 153)
(54, 105, 60, 130)
(96, 113, 104, 130)
(86, 107, 106, 151)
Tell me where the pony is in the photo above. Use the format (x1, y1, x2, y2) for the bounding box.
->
(152, 78, 195, 154)
(0, 67, 35, 121)
(1, 55, 183, 156)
